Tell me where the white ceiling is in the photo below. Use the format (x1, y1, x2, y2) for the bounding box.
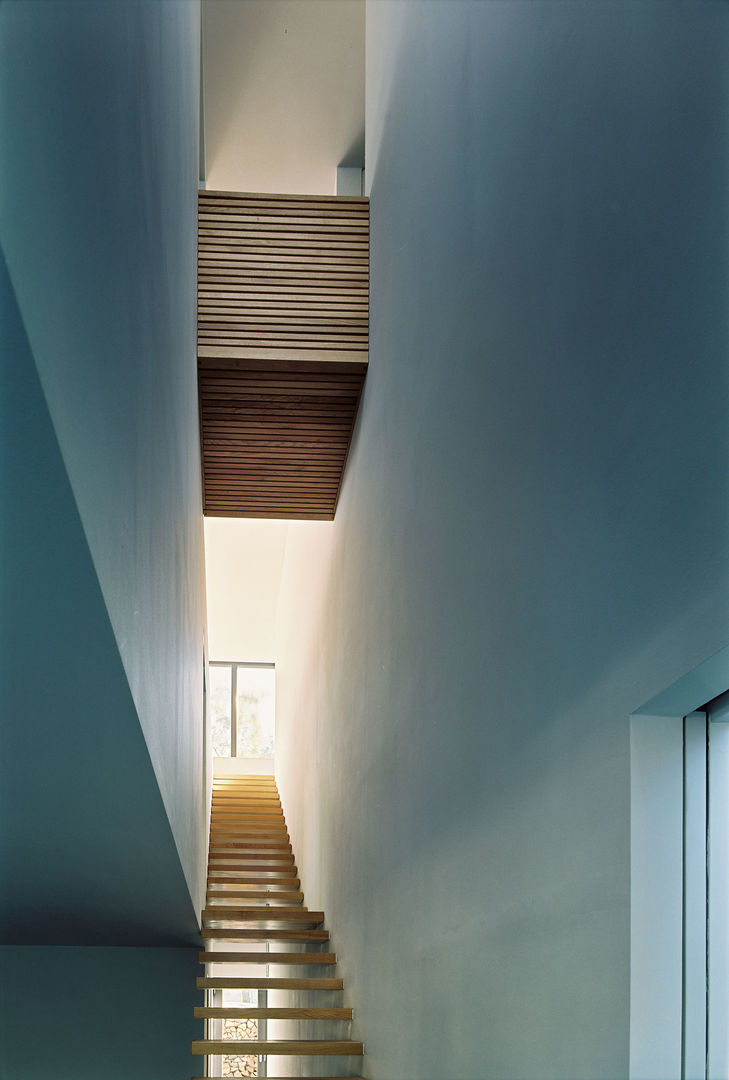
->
(202, 0, 365, 195)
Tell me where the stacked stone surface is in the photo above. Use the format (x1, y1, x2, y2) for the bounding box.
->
(222, 1017, 258, 1077)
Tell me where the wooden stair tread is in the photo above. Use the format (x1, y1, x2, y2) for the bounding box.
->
(203, 906, 322, 921)
(209, 841, 291, 849)
(206, 890, 303, 901)
(208, 856, 295, 864)
(209, 852, 295, 861)
(212, 796, 282, 804)
(210, 833, 290, 841)
(211, 800, 281, 807)
(198, 950, 336, 964)
(199, 776, 364, 1072)
(197, 976, 343, 990)
(208, 865, 297, 872)
(207, 871, 298, 878)
(194, 1006, 350, 1018)
(202, 928, 328, 941)
(192, 1039, 363, 1055)
(210, 825, 289, 834)
(207, 876, 301, 887)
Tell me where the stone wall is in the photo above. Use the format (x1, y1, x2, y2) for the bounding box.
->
(223, 1018, 258, 1077)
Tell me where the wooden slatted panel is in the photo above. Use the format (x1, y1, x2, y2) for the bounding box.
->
(198, 191, 368, 519)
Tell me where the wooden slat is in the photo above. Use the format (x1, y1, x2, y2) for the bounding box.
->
(192, 1040, 362, 1056)
(197, 191, 367, 518)
(199, 345, 367, 364)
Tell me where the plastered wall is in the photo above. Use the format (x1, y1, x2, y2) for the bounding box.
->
(0, 946, 202, 1080)
(0, 0, 206, 921)
(274, 3, 729, 1076)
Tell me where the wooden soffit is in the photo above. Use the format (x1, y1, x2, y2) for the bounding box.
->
(198, 190, 368, 519)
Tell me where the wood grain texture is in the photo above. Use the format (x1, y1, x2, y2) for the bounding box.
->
(202, 908, 323, 924)
(192, 1040, 362, 1055)
(207, 876, 300, 889)
(197, 977, 342, 990)
(198, 191, 368, 517)
(200, 928, 327, 941)
(193, 773, 366, 1072)
(197, 951, 336, 965)
(206, 889, 303, 901)
(194, 1006, 349, 1018)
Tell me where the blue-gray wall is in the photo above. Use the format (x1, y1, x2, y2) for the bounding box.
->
(0, 946, 203, 1080)
(0, 0, 206, 940)
(274, 2, 729, 1077)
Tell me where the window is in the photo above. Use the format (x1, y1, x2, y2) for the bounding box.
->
(208, 662, 275, 759)
(630, 652, 729, 1080)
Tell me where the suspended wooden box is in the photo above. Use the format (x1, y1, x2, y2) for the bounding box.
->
(198, 190, 368, 519)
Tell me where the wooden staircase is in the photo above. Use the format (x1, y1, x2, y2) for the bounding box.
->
(192, 773, 364, 1079)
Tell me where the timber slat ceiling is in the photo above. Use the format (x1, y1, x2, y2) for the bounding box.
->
(198, 191, 368, 519)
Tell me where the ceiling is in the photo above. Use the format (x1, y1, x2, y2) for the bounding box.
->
(202, 0, 365, 195)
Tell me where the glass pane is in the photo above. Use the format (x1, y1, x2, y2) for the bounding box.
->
(236, 667, 275, 758)
(209, 664, 232, 757)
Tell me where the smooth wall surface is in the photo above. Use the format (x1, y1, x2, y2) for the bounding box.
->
(0, 252, 200, 944)
(205, 518, 288, 662)
(0, 946, 202, 1079)
(0, 0, 206, 917)
(275, 3, 729, 1077)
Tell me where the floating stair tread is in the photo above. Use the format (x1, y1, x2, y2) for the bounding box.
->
(212, 795, 281, 802)
(211, 815, 285, 821)
(209, 855, 295, 864)
(209, 851, 294, 860)
(206, 890, 303, 901)
(194, 1006, 351, 1018)
(209, 825, 289, 833)
(201, 928, 328, 941)
(198, 951, 336, 964)
(209, 828, 289, 836)
(202, 907, 322, 921)
(208, 863, 297, 870)
(206, 838, 289, 846)
(192, 1040, 363, 1056)
(197, 976, 342, 990)
(207, 877, 301, 888)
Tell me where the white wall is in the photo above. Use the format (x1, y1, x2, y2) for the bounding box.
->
(205, 518, 288, 661)
(203, 0, 364, 194)
(274, 2, 729, 1076)
(0, 0, 206, 922)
